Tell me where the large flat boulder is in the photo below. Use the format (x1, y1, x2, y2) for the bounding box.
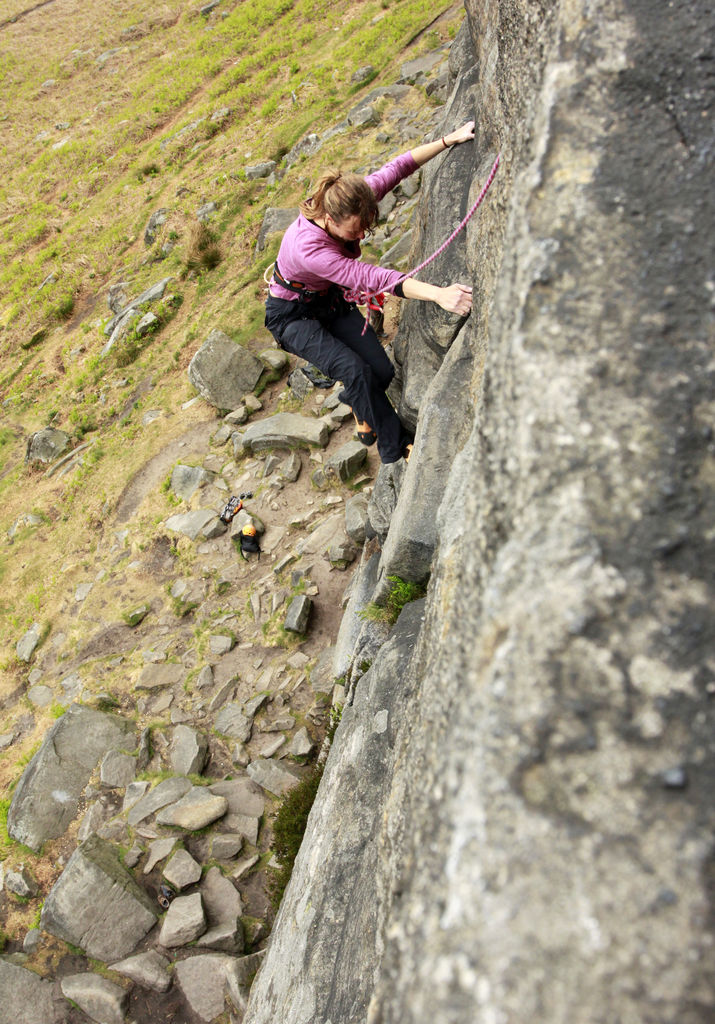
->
(7, 705, 136, 851)
(188, 329, 264, 411)
(41, 834, 158, 961)
(241, 412, 330, 452)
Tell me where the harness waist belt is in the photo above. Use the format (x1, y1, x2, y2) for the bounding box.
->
(273, 262, 330, 297)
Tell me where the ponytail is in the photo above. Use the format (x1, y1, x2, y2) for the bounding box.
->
(300, 169, 378, 229)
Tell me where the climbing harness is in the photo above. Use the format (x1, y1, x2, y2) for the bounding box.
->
(263, 150, 501, 335)
(352, 151, 501, 333)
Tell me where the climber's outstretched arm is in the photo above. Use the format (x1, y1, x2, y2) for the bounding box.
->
(410, 121, 475, 167)
(401, 278, 472, 316)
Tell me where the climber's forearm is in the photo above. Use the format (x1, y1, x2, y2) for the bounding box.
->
(401, 278, 473, 316)
(410, 120, 476, 167)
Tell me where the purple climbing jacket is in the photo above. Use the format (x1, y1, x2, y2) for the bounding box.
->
(269, 150, 418, 301)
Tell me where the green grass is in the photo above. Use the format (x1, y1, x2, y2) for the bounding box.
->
(360, 574, 427, 625)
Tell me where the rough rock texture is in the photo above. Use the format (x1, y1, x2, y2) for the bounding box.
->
(60, 973, 128, 1024)
(245, 3, 715, 1023)
(41, 835, 158, 961)
(7, 705, 136, 850)
(188, 329, 264, 410)
(0, 960, 62, 1024)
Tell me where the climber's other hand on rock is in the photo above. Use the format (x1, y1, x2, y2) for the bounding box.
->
(444, 121, 476, 147)
(438, 284, 473, 315)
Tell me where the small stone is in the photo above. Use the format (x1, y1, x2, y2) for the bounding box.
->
(215, 704, 252, 742)
(163, 849, 202, 889)
(231, 854, 260, 880)
(3, 864, 39, 898)
(158, 892, 206, 948)
(124, 603, 150, 627)
(288, 727, 315, 758)
(246, 758, 301, 797)
(15, 622, 41, 663)
(110, 949, 172, 992)
(100, 750, 136, 788)
(124, 843, 143, 868)
(60, 973, 128, 1024)
(27, 684, 53, 707)
(211, 834, 243, 861)
(209, 634, 234, 655)
(284, 594, 312, 634)
(23, 928, 41, 954)
(156, 787, 228, 830)
(196, 665, 214, 689)
(143, 837, 177, 874)
(168, 725, 208, 776)
(123, 780, 150, 813)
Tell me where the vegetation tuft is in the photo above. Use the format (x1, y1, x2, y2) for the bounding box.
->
(359, 574, 427, 625)
(184, 223, 223, 274)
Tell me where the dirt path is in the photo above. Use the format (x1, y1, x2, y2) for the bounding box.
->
(114, 417, 216, 523)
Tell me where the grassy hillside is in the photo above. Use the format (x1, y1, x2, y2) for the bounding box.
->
(0, 0, 461, 669)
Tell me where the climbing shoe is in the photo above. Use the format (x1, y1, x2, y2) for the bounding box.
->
(352, 411, 377, 446)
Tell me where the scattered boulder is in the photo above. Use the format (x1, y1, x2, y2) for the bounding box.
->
(41, 835, 158, 961)
(323, 440, 368, 483)
(110, 950, 172, 992)
(246, 758, 301, 797)
(165, 508, 221, 540)
(159, 892, 206, 948)
(108, 282, 129, 313)
(214, 703, 253, 743)
(16, 622, 42, 662)
(174, 953, 242, 1022)
(284, 594, 312, 634)
(197, 866, 244, 952)
(104, 277, 173, 335)
(345, 493, 370, 545)
(171, 464, 213, 501)
(284, 132, 323, 168)
(100, 749, 136, 786)
(241, 412, 330, 452)
(60, 974, 128, 1024)
(260, 347, 288, 371)
(144, 208, 169, 246)
(127, 776, 192, 826)
(135, 662, 185, 690)
(188, 329, 264, 411)
(155, 787, 228, 830)
(25, 428, 71, 464)
(168, 725, 208, 775)
(288, 727, 315, 758)
(164, 849, 202, 889)
(1, 863, 39, 898)
(245, 160, 277, 179)
(256, 207, 299, 252)
(7, 705, 136, 851)
(143, 837, 176, 874)
(0, 961, 58, 1024)
(123, 602, 150, 627)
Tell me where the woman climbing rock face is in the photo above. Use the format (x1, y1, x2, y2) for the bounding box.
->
(264, 120, 476, 465)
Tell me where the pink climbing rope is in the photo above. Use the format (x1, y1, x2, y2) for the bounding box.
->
(398, 151, 500, 285)
(345, 151, 501, 331)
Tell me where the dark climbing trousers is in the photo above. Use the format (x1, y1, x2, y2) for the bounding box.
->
(265, 290, 412, 463)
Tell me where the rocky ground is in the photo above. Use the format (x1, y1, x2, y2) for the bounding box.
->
(0, 40, 454, 1024)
